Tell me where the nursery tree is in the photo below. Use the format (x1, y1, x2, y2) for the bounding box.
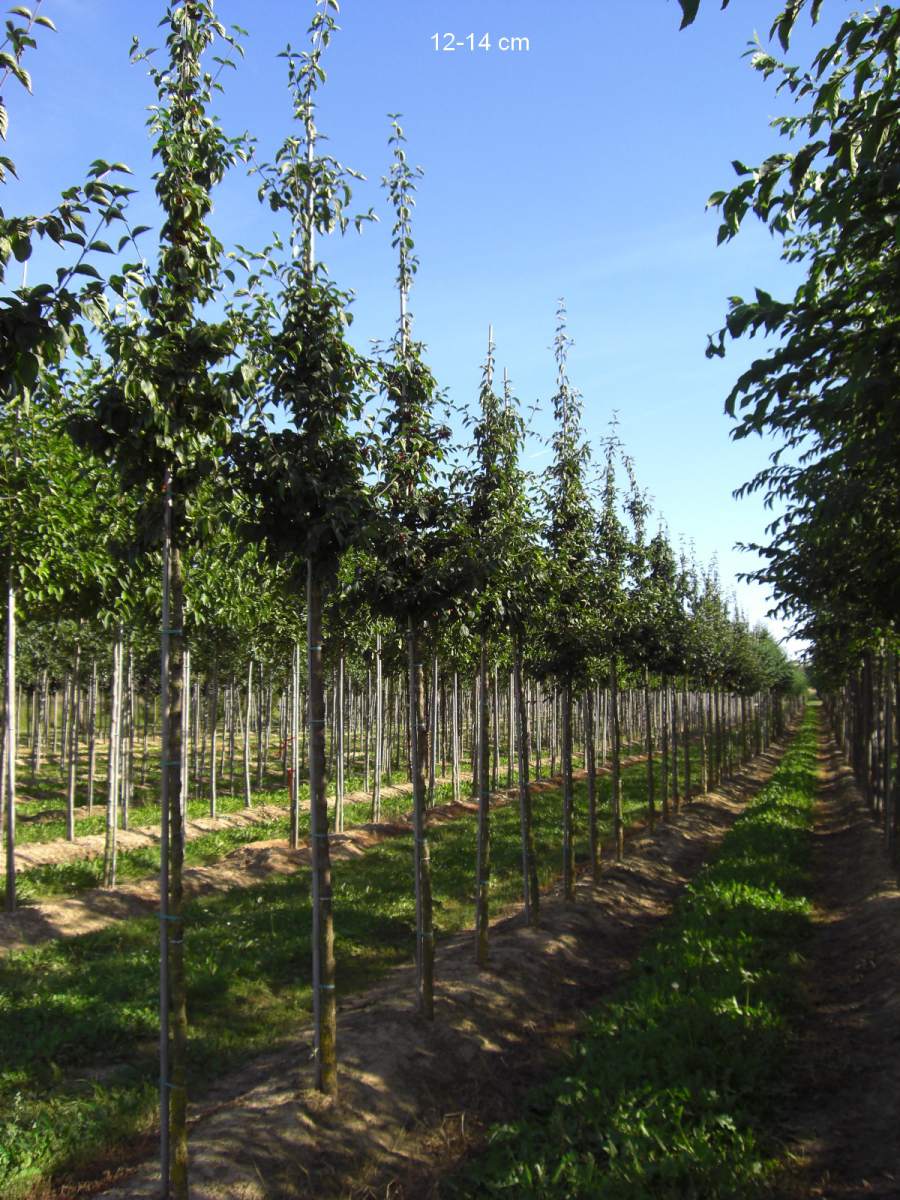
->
(67, 4, 248, 1191)
(592, 442, 631, 861)
(683, 0, 899, 642)
(541, 305, 596, 900)
(228, 0, 374, 1094)
(0, 4, 135, 913)
(462, 333, 541, 955)
(0, 393, 122, 906)
(366, 119, 464, 1017)
(621, 462, 657, 825)
(638, 527, 687, 820)
(499, 369, 544, 924)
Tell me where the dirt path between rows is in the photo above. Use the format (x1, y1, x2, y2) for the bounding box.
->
(779, 733, 900, 1199)
(80, 737, 793, 1200)
(0, 761, 647, 952)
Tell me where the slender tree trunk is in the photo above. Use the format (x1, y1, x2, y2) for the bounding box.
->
(550, 687, 557, 779)
(408, 617, 435, 1018)
(611, 660, 623, 859)
(87, 661, 98, 814)
(372, 634, 383, 821)
(682, 676, 691, 802)
(471, 675, 479, 796)
(507, 671, 514, 788)
(30, 671, 43, 780)
(451, 669, 461, 805)
(585, 686, 599, 878)
(66, 638, 82, 841)
(643, 667, 655, 828)
(513, 639, 539, 923)
(141, 683, 150, 789)
(491, 664, 500, 791)
(308, 563, 337, 1094)
(4, 570, 17, 912)
(334, 655, 345, 833)
(363, 668, 371, 795)
(534, 685, 542, 779)
(208, 659, 219, 819)
(290, 642, 300, 849)
(60, 671, 70, 774)
(125, 649, 135, 827)
(699, 689, 708, 792)
(162, 531, 189, 1198)
(243, 660, 253, 809)
(475, 639, 492, 964)
(661, 677, 670, 821)
(427, 655, 438, 806)
(717, 687, 726, 787)
(671, 682, 680, 811)
(103, 636, 123, 887)
(561, 676, 575, 901)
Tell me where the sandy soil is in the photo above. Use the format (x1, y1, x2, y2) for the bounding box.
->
(8, 804, 290, 874)
(6, 776, 442, 876)
(79, 739, 791, 1200)
(0, 762, 646, 952)
(778, 735, 900, 1199)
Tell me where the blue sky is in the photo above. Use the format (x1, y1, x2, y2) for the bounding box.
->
(7, 0, 852, 652)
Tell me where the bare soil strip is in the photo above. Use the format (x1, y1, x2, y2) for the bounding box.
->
(0, 761, 645, 952)
(84, 739, 791, 1200)
(8, 776, 444, 874)
(780, 737, 900, 1200)
(10, 805, 288, 874)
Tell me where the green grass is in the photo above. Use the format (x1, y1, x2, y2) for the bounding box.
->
(7, 780, 455, 903)
(6, 736, 658, 903)
(445, 710, 817, 1199)
(0, 750, 672, 1195)
(14, 766, 352, 847)
(12, 733, 659, 848)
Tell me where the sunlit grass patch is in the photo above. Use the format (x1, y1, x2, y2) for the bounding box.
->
(447, 709, 817, 1199)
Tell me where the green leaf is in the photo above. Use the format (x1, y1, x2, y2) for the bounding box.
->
(677, 0, 701, 29)
(12, 234, 31, 261)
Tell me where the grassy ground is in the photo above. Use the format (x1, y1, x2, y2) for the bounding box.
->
(0, 750, 674, 1196)
(11, 725, 689, 846)
(446, 710, 816, 1199)
(9, 780, 456, 903)
(14, 762, 359, 846)
(6, 736, 659, 900)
